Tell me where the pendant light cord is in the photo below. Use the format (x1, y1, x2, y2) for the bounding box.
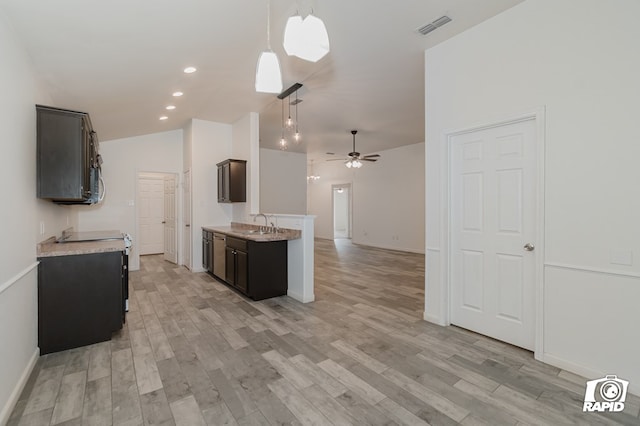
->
(267, 0, 271, 50)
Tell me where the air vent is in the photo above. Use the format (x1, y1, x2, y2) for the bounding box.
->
(417, 15, 452, 36)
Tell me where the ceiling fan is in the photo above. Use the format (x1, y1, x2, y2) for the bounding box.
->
(328, 130, 380, 168)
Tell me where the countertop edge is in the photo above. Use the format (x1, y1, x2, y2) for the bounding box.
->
(202, 225, 301, 242)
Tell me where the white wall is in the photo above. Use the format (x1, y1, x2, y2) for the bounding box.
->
(188, 119, 233, 271)
(232, 113, 260, 222)
(74, 130, 183, 271)
(309, 143, 425, 253)
(425, 0, 640, 391)
(0, 10, 77, 423)
(259, 148, 307, 215)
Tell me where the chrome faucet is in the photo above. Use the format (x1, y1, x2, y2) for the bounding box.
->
(254, 213, 268, 232)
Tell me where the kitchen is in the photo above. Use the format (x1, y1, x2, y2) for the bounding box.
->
(2, 0, 640, 425)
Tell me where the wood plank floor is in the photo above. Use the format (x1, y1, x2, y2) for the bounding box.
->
(8, 238, 640, 425)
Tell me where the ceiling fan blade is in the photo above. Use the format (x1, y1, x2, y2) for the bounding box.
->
(360, 158, 378, 162)
(326, 158, 348, 161)
(363, 154, 380, 158)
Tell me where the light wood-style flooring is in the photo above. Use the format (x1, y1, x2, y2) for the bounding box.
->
(7, 239, 640, 425)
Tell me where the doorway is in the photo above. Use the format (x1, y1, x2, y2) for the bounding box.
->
(332, 184, 351, 239)
(137, 172, 178, 262)
(445, 112, 544, 352)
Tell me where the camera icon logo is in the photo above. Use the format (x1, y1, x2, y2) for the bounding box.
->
(583, 375, 629, 413)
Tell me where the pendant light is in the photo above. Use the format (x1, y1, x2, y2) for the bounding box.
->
(286, 95, 294, 129)
(294, 91, 301, 142)
(279, 98, 288, 150)
(255, 0, 282, 93)
(283, 8, 330, 63)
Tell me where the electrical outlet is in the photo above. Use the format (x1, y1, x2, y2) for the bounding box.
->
(40, 221, 45, 235)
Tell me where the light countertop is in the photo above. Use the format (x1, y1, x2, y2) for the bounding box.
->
(202, 222, 301, 242)
(37, 234, 126, 258)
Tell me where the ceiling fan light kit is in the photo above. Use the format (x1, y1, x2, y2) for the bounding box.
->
(255, 0, 283, 94)
(332, 130, 380, 169)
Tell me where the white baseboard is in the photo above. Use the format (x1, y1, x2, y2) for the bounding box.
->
(287, 290, 315, 304)
(351, 241, 425, 255)
(0, 348, 39, 426)
(423, 311, 446, 326)
(542, 353, 640, 396)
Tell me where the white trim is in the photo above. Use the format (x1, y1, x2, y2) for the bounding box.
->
(426, 247, 441, 253)
(0, 262, 39, 296)
(287, 289, 315, 303)
(0, 348, 39, 426)
(352, 241, 425, 255)
(439, 108, 546, 358)
(545, 262, 640, 279)
(423, 311, 446, 326)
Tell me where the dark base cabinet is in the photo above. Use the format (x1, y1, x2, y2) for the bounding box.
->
(38, 251, 125, 355)
(214, 236, 287, 301)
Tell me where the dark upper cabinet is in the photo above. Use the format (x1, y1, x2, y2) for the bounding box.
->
(216, 159, 246, 203)
(36, 105, 101, 204)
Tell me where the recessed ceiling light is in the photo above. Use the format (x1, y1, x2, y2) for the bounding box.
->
(172, 91, 183, 97)
(166, 105, 176, 110)
(159, 116, 168, 121)
(183, 67, 197, 74)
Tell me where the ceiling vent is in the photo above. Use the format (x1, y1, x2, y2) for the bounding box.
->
(417, 15, 452, 36)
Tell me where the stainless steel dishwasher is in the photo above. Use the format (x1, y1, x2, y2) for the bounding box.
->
(213, 233, 226, 279)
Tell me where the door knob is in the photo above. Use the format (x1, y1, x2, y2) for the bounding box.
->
(162, 221, 166, 224)
(524, 243, 535, 251)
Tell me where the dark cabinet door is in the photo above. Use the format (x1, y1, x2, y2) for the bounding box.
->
(235, 250, 248, 293)
(217, 165, 226, 202)
(216, 159, 246, 203)
(36, 105, 96, 203)
(225, 246, 235, 285)
(202, 236, 208, 270)
(38, 251, 123, 354)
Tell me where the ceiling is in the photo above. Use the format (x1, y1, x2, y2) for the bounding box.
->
(0, 0, 523, 160)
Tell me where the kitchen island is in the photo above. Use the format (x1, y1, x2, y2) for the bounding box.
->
(202, 222, 300, 301)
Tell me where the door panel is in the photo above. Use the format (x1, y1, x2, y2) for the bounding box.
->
(236, 250, 248, 293)
(139, 177, 164, 255)
(450, 119, 536, 350)
(163, 175, 177, 264)
(183, 170, 191, 269)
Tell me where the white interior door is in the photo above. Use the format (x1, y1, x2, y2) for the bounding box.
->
(450, 118, 537, 350)
(139, 177, 165, 255)
(333, 185, 351, 239)
(163, 175, 177, 264)
(183, 170, 192, 270)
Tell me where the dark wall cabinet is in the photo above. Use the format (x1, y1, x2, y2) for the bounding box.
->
(205, 232, 287, 300)
(38, 251, 125, 354)
(36, 105, 100, 204)
(216, 159, 246, 203)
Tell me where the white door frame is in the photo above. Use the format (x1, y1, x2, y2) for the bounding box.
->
(331, 183, 352, 239)
(135, 171, 179, 260)
(439, 108, 546, 359)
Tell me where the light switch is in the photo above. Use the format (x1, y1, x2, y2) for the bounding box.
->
(610, 249, 633, 266)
